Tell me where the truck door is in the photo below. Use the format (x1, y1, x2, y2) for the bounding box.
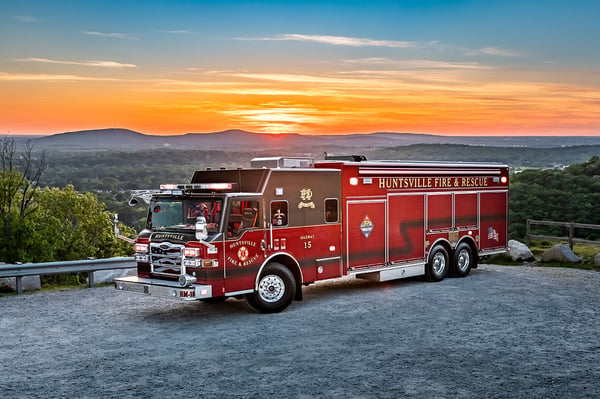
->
(314, 198, 343, 281)
(480, 191, 508, 251)
(388, 194, 425, 263)
(223, 199, 266, 294)
(346, 200, 386, 269)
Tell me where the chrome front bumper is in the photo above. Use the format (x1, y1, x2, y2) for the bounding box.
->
(114, 276, 213, 301)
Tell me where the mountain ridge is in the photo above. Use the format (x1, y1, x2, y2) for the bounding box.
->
(27, 128, 600, 150)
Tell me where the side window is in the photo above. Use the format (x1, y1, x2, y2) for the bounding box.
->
(325, 198, 339, 223)
(270, 201, 288, 227)
(228, 200, 259, 237)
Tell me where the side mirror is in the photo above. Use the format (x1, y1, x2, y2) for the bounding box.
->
(195, 216, 208, 241)
(128, 197, 139, 207)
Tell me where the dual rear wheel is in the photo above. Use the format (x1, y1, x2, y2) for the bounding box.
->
(425, 242, 476, 281)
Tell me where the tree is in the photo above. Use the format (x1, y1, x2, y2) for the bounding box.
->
(0, 138, 133, 263)
(509, 158, 600, 240)
(0, 138, 45, 262)
(27, 185, 134, 262)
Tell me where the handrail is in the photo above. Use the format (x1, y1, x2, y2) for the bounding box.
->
(526, 219, 600, 249)
(0, 256, 136, 294)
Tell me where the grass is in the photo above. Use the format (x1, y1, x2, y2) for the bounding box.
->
(483, 239, 600, 271)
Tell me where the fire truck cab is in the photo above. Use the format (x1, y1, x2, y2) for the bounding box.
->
(115, 156, 508, 313)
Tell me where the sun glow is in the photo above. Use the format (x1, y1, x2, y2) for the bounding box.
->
(2, 58, 599, 136)
(219, 106, 326, 134)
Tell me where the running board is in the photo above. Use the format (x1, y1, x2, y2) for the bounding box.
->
(354, 263, 425, 282)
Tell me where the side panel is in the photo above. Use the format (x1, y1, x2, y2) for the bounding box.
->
(263, 168, 344, 282)
(268, 224, 342, 283)
(479, 191, 508, 251)
(346, 200, 386, 269)
(455, 192, 478, 228)
(315, 255, 343, 281)
(427, 194, 453, 231)
(388, 194, 425, 263)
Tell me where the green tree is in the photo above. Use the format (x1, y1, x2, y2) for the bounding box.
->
(0, 137, 134, 263)
(0, 138, 45, 262)
(27, 185, 133, 262)
(509, 158, 600, 240)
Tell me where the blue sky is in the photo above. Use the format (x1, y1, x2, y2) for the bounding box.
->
(1, 0, 599, 135)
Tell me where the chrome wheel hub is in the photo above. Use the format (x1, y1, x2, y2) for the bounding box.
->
(258, 275, 285, 303)
(457, 249, 470, 272)
(432, 252, 446, 275)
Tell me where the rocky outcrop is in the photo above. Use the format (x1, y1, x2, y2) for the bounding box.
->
(541, 244, 581, 263)
(508, 240, 535, 261)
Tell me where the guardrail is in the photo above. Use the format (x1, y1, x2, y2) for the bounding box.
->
(0, 256, 136, 294)
(526, 219, 600, 249)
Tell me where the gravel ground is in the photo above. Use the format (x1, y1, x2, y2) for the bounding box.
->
(1, 264, 599, 399)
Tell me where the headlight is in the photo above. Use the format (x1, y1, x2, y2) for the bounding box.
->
(134, 243, 148, 253)
(183, 247, 200, 257)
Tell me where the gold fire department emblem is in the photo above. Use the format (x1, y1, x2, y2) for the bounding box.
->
(298, 188, 315, 209)
(237, 246, 249, 262)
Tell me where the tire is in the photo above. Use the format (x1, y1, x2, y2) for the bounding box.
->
(245, 263, 296, 313)
(425, 245, 450, 282)
(452, 242, 476, 277)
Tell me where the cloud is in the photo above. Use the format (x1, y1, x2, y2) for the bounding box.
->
(480, 47, 523, 57)
(241, 33, 418, 48)
(230, 72, 365, 86)
(13, 15, 37, 23)
(158, 30, 196, 35)
(344, 58, 491, 70)
(0, 72, 119, 81)
(81, 31, 138, 40)
(15, 57, 136, 68)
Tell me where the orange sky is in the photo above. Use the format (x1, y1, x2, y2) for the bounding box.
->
(2, 1, 599, 136)
(4, 68, 598, 137)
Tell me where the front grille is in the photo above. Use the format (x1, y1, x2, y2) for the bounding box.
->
(150, 242, 184, 276)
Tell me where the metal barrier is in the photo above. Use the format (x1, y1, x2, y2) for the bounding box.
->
(0, 256, 136, 294)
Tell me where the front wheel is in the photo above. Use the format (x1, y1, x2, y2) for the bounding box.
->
(245, 263, 296, 313)
(425, 245, 449, 282)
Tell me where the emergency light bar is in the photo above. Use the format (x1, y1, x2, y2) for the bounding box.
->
(160, 183, 234, 191)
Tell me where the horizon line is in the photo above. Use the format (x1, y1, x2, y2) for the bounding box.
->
(2, 128, 600, 138)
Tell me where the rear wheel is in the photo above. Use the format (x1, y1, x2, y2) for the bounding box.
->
(452, 242, 475, 277)
(425, 245, 449, 281)
(246, 263, 296, 313)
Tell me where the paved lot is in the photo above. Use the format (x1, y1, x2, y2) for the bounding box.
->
(1, 264, 599, 398)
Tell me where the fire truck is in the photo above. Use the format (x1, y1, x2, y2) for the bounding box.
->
(114, 156, 508, 313)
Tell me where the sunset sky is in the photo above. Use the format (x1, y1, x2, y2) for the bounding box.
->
(1, 0, 599, 136)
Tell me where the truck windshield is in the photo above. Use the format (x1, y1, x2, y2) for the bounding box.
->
(148, 197, 223, 233)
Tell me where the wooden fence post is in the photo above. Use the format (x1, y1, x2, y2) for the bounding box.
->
(569, 223, 574, 249)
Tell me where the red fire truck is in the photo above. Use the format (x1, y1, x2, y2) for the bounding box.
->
(115, 156, 508, 313)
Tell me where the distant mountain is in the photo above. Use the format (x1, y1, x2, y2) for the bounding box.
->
(30, 127, 600, 150)
(34, 128, 152, 148)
